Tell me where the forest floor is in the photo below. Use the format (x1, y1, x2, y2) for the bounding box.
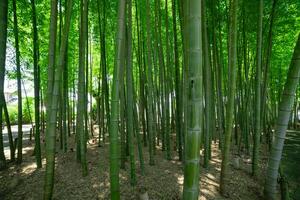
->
(0, 130, 270, 200)
(282, 130, 300, 199)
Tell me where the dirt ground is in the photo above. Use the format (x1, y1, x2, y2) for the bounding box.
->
(0, 133, 268, 200)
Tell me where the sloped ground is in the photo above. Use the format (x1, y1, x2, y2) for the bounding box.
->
(0, 133, 267, 200)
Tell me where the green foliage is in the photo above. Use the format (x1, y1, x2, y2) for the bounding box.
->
(7, 98, 34, 125)
(23, 97, 34, 124)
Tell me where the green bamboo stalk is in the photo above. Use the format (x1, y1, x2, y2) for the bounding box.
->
(12, 0, 23, 165)
(120, 63, 126, 170)
(76, 0, 88, 176)
(211, 0, 224, 150)
(101, 0, 110, 140)
(133, 88, 145, 175)
(145, 0, 155, 166)
(264, 33, 300, 200)
(182, 0, 203, 199)
(62, 35, 68, 153)
(89, 37, 93, 138)
(202, 0, 212, 168)
(96, 0, 103, 145)
(44, 0, 73, 198)
(84, 0, 89, 142)
(164, 0, 171, 160)
(261, 0, 277, 137)
(137, 7, 147, 147)
(156, 0, 164, 151)
(252, 0, 263, 177)
(241, 1, 250, 154)
(126, 0, 136, 185)
(31, 0, 42, 168)
(134, 0, 145, 175)
(0, 0, 8, 170)
(220, 0, 238, 196)
(156, 0, 166, 155)
(2, 95, 15, 161)
(109, 0, 126, 198)
(172, 0, 183, 161)
(46, 0, 58, 127)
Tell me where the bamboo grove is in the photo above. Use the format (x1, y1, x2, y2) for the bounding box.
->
(0, 0, 300, 199)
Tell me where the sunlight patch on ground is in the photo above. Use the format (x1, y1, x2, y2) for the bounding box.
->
(210, 158, 221, 164)
(21, 157, 45, 175)
(177, 175, 184, 185)
(171, 160, 181, 165)
(22, 146, 34, 153)
(202, 178, 219, 188)
(4, 145, 34, 158)
(202, 188, 216, 195)
(205, 173, 217, 181)
(22, 162, 37, 174)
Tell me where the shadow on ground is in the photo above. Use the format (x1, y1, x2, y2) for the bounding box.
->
(282, 130, 300, 200)
(0, 131, 266, 200)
